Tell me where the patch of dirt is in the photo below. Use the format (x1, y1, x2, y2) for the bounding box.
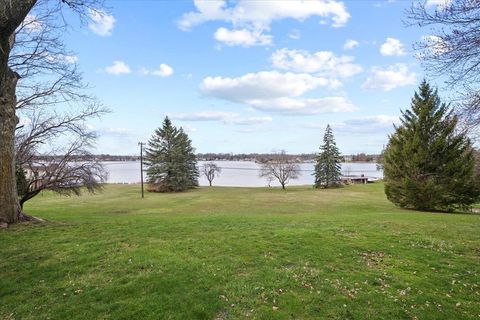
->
(213, 311, 229, 320)
(360, 251, 386, 268)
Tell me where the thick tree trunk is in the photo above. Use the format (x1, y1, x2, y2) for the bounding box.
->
(0, 66, 21, 225)
(0, 0, 38, 226)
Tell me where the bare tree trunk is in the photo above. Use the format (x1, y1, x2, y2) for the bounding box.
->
(0, 67, 21, 225)
(0, 0, 38, 226)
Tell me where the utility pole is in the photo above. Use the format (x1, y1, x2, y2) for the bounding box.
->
(138, 142, 145, 198)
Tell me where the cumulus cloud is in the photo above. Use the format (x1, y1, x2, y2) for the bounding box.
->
(307, 115, 399, 134)
(271, 48, 362, 78)
(179, 0, 350, 29)
(88, 9, 115, 36)
(343, 39, 359, 50)
(248, 97, 356, 115)
(45, 54, 78, 64)
(62, 55, 79, 64)
(362, 64, 416, 91)
(426, 0, 452, 8)
(201, 70, 355, 115)
(169, 111, 272, 125)
(178, 0, 350, 46)
(214, 27, 272, 47)
(418, 35, 450, 58)
(380, 37, 406, 56)
(141, 64, 174, 77)
(201, 71, 339, 102)
(22, 14, 43, 32)
(105, 61, 131, 75)
(337, 115, 400, 132)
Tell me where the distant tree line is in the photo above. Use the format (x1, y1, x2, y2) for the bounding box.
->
(27, 152, 381, 163)
(198, 153, 380, 163)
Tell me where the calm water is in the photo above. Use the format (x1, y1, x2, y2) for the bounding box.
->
(103, 161, 383, 187)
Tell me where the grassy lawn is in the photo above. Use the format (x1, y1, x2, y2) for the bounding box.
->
(1, 183, 479, 319)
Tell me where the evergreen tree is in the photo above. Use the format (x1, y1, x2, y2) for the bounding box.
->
(145, 117, 198, 192)
(384, 80, 480, 211)
(314, 125, 342, 188)
(15, 166, 27, 197)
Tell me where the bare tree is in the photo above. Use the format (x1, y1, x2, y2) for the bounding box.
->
(406, 0, 480, 126)
(0, 0, 105, 226)
(201, 162, 221, 186)
(258, 150, 300, 190)
(15, 106, 107, 208)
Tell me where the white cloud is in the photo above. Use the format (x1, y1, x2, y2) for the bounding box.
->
(201, 70, 354, 115)
(181, 124, 197, 133)
(380, 37, 406, 56)
(142, 64, 174, 77)
(288, 29, 301, 40)
(201, 71, 339, 102)
(62, 55, 79, 64)
(362, 64, 417, 91)
(100, 127, 134, 137)
(214, 27, 272, 47)
(418, 35, 450, 58)
(249, 97, 356, 115)
(237, 128, 259, 133)
(45, 54, 78, 64)
(105, 61, 131, 75)
(179, 0, 350, 30)
(178, 0, 350, 46)
(170, 111, 238, 122)
(343, 39, 359, 50)
(234, 116, 273, 125)
(169, 111, 272, 125)
(426, 0, 452, 8)
(271, 48, 362, 78)
(88, 9, 115, 37)
(22, 14, 42, 32)
(335, 115, 399, 133)
(18, 117, 32, 127)
(307, 114, 399, 134)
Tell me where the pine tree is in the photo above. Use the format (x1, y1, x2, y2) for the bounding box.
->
(145, 117, 198, 192)
(384, 80, 480, 211)
(314, 125, 342, 188)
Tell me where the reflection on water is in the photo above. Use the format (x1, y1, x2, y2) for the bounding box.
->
(104, 161, 383, 187)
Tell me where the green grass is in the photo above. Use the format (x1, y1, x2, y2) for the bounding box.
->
(1, 183, 479, 319)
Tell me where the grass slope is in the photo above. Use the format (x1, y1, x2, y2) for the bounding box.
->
(1, 184, 479, 319)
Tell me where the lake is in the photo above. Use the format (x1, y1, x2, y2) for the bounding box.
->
(103, 161, 383, 187)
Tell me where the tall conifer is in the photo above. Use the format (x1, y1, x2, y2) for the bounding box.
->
(145, 117, 198, 192)
(384, 81, 480, 211)
(314, 125, 342, 188)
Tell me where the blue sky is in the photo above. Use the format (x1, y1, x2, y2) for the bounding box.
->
(56, 0, 449, 155)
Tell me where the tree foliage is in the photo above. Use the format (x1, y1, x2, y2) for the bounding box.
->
(384, 80, 480, 211)
(314, 125, 342, 188)
(145, 117, 199, 192)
